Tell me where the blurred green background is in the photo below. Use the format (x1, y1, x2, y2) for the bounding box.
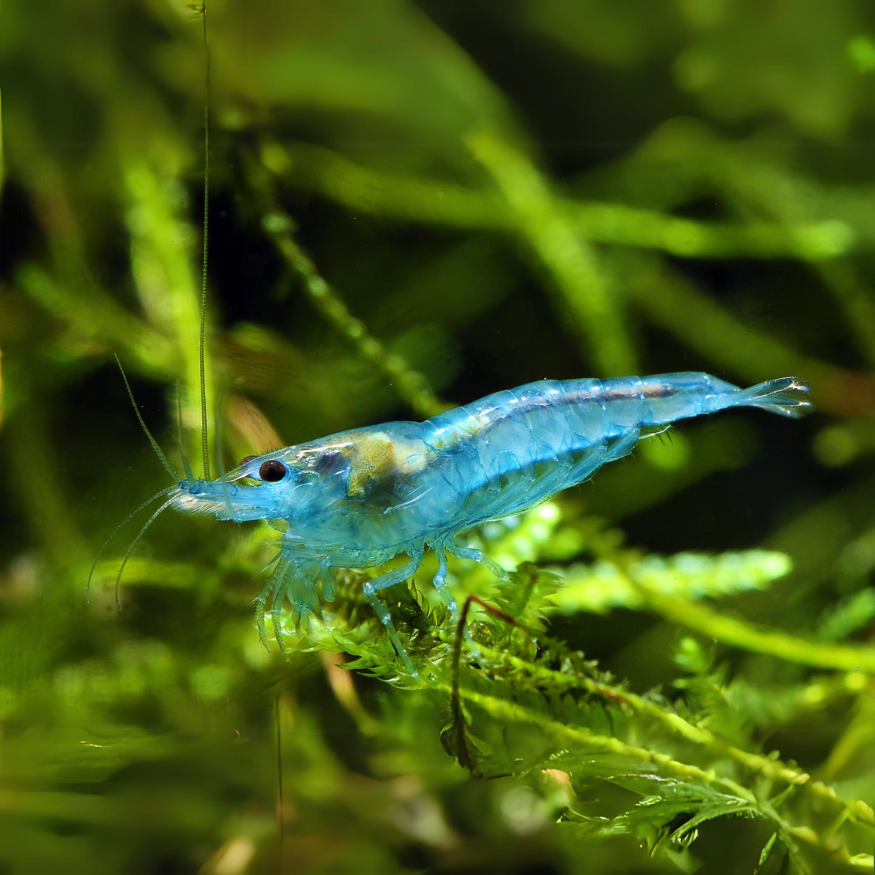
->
(3, 1, 875, 872)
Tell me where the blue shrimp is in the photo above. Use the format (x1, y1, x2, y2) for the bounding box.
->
(170, 372, 811, 668)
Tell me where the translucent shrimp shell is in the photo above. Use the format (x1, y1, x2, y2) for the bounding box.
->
(172, 372, 811, 662)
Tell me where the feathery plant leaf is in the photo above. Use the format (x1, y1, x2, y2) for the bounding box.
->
(5, 2, 875, 871)
(248, 500, 875, 869)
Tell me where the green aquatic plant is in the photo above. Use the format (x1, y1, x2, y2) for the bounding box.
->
(4, 2, 875, 873)
(270, 508, 873, 869)
(76, 499, 875, 872)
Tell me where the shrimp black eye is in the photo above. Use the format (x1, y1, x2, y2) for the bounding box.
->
(240, 455, 257, 467)
(259, 459, 287, 482)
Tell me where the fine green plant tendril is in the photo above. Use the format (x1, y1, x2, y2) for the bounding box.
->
(468, 131, 637, 377)
(197, 0, 211, 480)
(555, 535, 875, 674)
(808, 260, 875, 371)
(17, 264, 175, 377)
(257, 206, 445, 420)
(273, 533, 875, 869)
(124, 163, 217, 467)
(261, 140, 875, 413)
(0, 88, 5, 203)
(641, 589, 875, 674)
(550, 549, 793, 615)
(717, 159, 875, 369)
(627, 257, 875, 417)
(271, 143, 853, 261)
(0, 343, 4, 432)
(7, 4, 875, 872)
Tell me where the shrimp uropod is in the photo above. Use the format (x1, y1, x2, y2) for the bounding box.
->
(169, 371, 812, 671)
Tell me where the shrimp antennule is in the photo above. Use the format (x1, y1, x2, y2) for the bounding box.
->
(174, 384, 195, 481)
(212, 387, 236, 519)
(115, 355, 179, 481)
(86, 485, 178, 604)
(113, 496, 178, 610)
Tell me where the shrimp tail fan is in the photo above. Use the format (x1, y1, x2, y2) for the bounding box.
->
(734, 377, 813, 419)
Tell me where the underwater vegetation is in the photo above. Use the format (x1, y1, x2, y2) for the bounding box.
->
(3, 1, 875, 873)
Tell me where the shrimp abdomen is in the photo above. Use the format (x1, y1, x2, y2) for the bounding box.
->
(422, 373, 811, 526)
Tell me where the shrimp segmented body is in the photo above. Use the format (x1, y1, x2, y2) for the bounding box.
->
(172, 372, 811, 663)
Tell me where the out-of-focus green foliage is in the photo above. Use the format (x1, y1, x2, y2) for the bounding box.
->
(3, 1, 875, 873)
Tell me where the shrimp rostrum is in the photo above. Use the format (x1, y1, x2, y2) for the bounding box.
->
(171, 373, 812, 665)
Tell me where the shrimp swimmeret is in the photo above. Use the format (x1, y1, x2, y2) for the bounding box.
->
(167, 372, 811, 668)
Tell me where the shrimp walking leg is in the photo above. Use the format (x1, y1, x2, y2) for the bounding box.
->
(431, 544, 455, 610)
(362, 547, 425, 674)
(320, 559, 336, 602)
(256, 555, 320, 653)
(270, 577, 290, 660)
(448, 542, 511, 582)
(255, 576, 273, 649)
(256, 552, 289, 649)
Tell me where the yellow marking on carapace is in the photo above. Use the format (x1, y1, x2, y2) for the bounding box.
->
(343, 432, 429, 498)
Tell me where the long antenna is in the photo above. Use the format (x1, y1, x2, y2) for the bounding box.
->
(114, 496, 177, 611)
(175, 383, 194, 481)
(86, 485, 177, 604)
(115, 355, 179, 481)
(212, 385, 236, 519)
(198, 1, 212, 480)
